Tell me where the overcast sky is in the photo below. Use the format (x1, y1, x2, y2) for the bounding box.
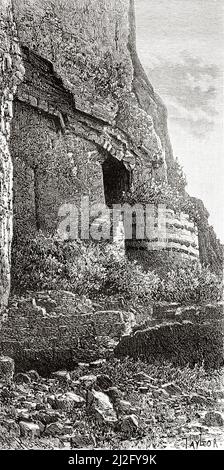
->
(135, 0, 224, 241)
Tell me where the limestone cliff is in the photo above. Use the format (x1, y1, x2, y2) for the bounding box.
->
(0, 0, 24, 311)
(0, 0, 222, 312)
(12, 0, 166, 172)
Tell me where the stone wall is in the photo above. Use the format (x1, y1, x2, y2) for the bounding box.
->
(0, 291, 133, 374)
(125, 208, 199, 267)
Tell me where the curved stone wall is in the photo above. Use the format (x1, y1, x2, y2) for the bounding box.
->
(125, 208, 199, 260)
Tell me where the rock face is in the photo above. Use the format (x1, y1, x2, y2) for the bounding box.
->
(9, 0, 165, 243)
(0, 1, 24, 312)
(115, 317, 224, 369)
(0, 0, 221, 314)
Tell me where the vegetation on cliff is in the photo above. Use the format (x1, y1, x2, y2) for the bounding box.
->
(12, 234, 222, 308)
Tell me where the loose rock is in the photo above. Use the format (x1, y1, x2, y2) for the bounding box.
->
(118, 414, 138, 435)
(79, 375, 97, 388)
(161, 382, 182, 395)
(51, 370, 71, 384)
(19, 421, 40, 438)
(87, 389, 117, 424)
(14, 373, 31, 385)
(45, 422, 64, 436)
(203, 411, 224, 427)
(54, 392, 85, 411)
(96, 374, 113, 390)
(71, 434, 96, 448)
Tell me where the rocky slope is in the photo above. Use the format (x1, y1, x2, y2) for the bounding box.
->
(0, 356, 224, 450)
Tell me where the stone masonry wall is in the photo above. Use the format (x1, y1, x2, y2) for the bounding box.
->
(125, 208, 199, 267)
(0, 290, 133, 374)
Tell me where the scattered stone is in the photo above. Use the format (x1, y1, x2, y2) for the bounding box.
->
(19, 421, 41, 438)
(118, 414, 138, 435)
(139, 386, 149, 394)
(14, 373, 31, 385)
(79, 375, 97, 388)
(27, 370, 40, 382)
(0, 356, 15, 382)
(62, 424, 74, 435)
(152, 388, 169, 399)
(51, 370, 71, 384)
(45, 421, 64, 436)
(203, 411, 224, 427)
(17, 410, 31, 421)
(70, 434, 96, 448)
(47, 394, 56, 407)
(96, 374, 113, 390)
(54, 392, 85, 411)
(105, 387, 123, 404)
(2, 419, 19, 433)
(36, 411, 62, 425)
(89, 359, 106, 368)
(161, 382, 182, 395)
(116, 400, 136, 415)
(134, 372, 157, 384)
(36, 403, 47, 411)
(78, 363, 90, 368)
(87, 389, 117, 424)
(189, 394, 210, 405)
(213, 390, 224, 400)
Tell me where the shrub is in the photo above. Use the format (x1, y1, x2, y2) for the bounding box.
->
(11, 233, 160, 306)
(12, 233, 222, 306)
(153, 257, 223, 304)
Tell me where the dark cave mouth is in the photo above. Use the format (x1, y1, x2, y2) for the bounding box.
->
(102, 156, 131, 208)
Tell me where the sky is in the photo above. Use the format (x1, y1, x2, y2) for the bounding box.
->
(135, 0, 224, 242)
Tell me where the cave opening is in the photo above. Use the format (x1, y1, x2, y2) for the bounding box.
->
(102, 155, 131, 208)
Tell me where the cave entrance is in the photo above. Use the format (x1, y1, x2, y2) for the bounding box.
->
(102, 155, 131, 207)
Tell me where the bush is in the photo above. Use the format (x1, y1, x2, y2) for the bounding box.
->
(11, 233, 160, 305)
(12, 233, 222, 306)
(153, 257, 223, 304)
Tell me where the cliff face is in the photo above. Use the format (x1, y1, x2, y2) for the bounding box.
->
(12, 0, 166, 172)
(0, 0, 24, 311)
(0, 0, 222, 310)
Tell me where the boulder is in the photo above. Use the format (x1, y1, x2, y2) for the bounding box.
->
(189, 394, 211, 405)
(213, 389, 224, 400)
(19, 421, 41, 438)
(51, 370, 71, 384)
(27, 370, 40, 382)
(203, 411, 224, 427)
(116, 400, 136, 415)
(134, 372, 157, 384)
(55, 392, 85, 411)
(71, 434, 96, 448)
(105, 387, 123, 404)
(118, 415, 138, 435)
(14, 373, 31, 385)
(36, 411, 62, 425)
(152, 388, 169, 399)
(79, 375, 97, 388)
(87, 389, 117, 424)
(161, 382, 182, 395)
(89, 359, 106, 369)
(0, 356, 15, 382)
(96, 374, 113, 390)
(45, 422, 64, 436)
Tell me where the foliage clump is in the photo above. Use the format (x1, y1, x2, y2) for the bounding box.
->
(12, 233, 222, 306)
